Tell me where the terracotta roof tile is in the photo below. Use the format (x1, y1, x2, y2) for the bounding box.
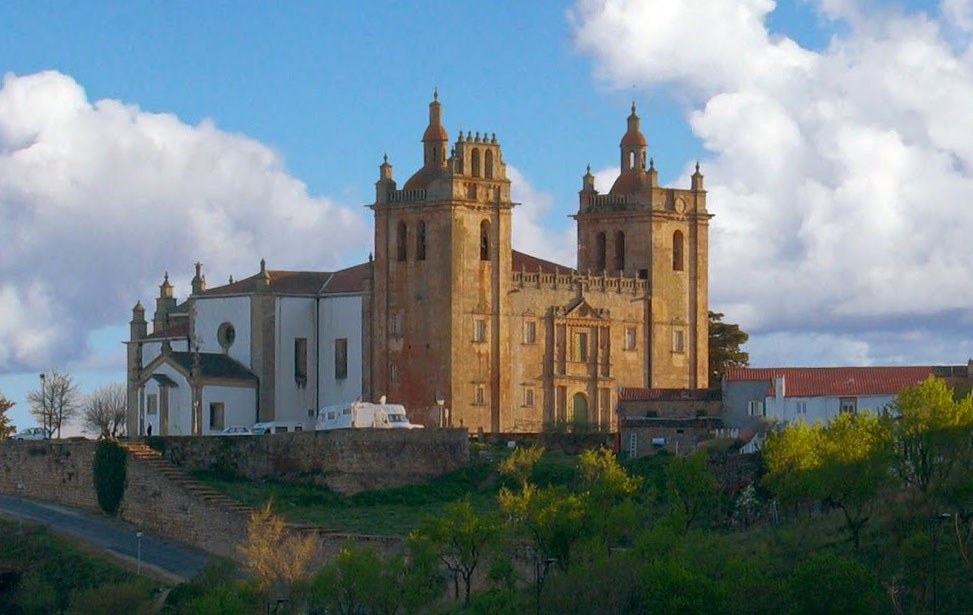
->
(511, 250, 575, 275)
(722, 366, 968, 397)
(201, 262, 370, 297)
(321, 262, 371, 294)
(609, 170, 651, 196)
(168, 351, 257, 382)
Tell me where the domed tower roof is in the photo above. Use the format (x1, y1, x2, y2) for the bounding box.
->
(619, 102, 646, 147)
(405, 89, 449, 190)
(422, 88, 449, 143)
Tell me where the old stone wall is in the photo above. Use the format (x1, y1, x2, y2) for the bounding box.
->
(151, 428, 470, 494)
(0, 441, 99, 511)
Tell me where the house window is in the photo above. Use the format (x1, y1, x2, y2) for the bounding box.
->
(624, 327, 637, 350)
(672, 330, 685, 353)
(524, 387, 535, 407)
(573, 331, 588, 362)
(294, 338, 308, 386)
(748, 400, 764, 417)
(673, 230, 684, 271)
(474, 319, 486, 343)
(209, 402, 224, 430)
(397, 221, 407, 262)
(334, 338, 348, 380)
(599, 388, 611, 417)
(416, 220, 427, 261)
(307, 408, 315, 418)
(217, 322, 236, 350)
(146, 394, 157, 415)
(840, 397, 857, 414)
(485, 149, 494, 179)
(628, 432, 638, 458)
(556, 385, 567, 420)
(524, 320, 537, 344)
(796, 401, 808, 416)
(615, 231, 625, 270)
(390, 363, 399, 382)
(474, 385, 485, 405)
(480, 220, 491, 261)
(595, 232, 607, 271)
(390, 312, 403, 336)
(471, 148, 481, 178)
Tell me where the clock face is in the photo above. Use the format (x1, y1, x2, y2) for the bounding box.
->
(675, 197, 687, 213)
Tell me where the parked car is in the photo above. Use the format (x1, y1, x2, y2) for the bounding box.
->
(11, 427, 50, 441)
(216, 426, 253, 436)
(253, 421, 307, 435)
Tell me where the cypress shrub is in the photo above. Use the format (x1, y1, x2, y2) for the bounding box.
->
(93, 441, 127, 516)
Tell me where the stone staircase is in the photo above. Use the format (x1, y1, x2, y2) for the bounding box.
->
(120, 441, 254, 518)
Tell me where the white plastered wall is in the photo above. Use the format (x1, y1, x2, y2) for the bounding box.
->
(193, 296, 252, 366)
(201, 385, 257, 434)
(141, 362, 192, 436)
(318, 295, 363, 407)
(275, 297, 317, 425)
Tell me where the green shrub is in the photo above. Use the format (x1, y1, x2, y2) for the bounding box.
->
(93, 440, 127, 515)
(69, 581, 154, 615)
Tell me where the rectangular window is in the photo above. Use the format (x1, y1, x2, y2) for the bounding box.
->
(307, 408, 315, 418)
(796, 401, 808, 415)
(840, 397, 857, 414)
(624, 327, 637, 350)
(556, 385, 567, 420)
(474, 319, 486, 342)
(294, 338, 308, 385)
(524, 320, 537, 344)
(524, 387, 535, 407)
(390, 363, 399, 382)
(334, 338, 348, 380)
(390, 312, 403, 336)
(672, 330, 685, 353)
(599, 388, 611, 416)
(146, 394, 158, 415)
(474, 385, 485, 405)
(209, 402, 224, 430)
(747, 400, 764, 417)
(573, 331, 588, 362)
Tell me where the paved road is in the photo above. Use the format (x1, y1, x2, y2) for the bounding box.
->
(0, 494, 209, 581)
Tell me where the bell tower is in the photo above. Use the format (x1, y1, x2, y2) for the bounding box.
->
(574, 104, 711, 389)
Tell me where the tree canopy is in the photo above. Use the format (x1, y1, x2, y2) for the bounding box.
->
(708, 311, 749, 382)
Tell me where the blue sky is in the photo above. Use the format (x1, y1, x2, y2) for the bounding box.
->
(2, 0, 966, 432)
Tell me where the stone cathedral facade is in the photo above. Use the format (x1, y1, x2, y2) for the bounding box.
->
(126, 94, 710, 436)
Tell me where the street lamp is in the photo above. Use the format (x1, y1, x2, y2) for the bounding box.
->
(136, 531, 143, 576)
(436, 393, 446, 428)
(16, 481, 24, 535)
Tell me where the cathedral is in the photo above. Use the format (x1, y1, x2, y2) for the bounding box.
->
(125, 94, 711, 436)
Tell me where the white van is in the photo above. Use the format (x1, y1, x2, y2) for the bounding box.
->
(252, 421, 307, 435)
(316, 401, 422, 430)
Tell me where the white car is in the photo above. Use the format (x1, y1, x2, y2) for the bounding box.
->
(216, 426, 253, 436)
(253, 421, 306, 435)
(11, 427, 50, 441)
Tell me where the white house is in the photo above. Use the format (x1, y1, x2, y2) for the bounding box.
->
(126, 260, 370, 436)
(722, 365, 972, 431)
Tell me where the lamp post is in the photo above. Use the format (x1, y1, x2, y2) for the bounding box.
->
(136, 531, 143, 576)
(436, 393, 446, 428)
(16, 481, 24, 536)
(38, 373, 48, 438)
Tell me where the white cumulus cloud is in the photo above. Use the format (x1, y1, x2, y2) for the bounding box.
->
(570, 0, 973, 366)
(0, 70, 370, 372)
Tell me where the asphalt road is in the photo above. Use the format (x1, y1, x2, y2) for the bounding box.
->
(0, 494, 209, 581)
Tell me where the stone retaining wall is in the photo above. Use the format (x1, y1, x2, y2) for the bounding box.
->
(150, 428, 469, 494)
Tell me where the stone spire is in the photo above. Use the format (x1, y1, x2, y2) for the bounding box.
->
(422, 89, 448, 169)
(620, 102, 648, 172)
(191, 262, 206, 295)
(257, 258, 271, 292)
(691, 161, 705, 191)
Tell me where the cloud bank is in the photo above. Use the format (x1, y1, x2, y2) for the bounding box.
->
(571, 0, 973, 366)
(0, 70, 370, 372)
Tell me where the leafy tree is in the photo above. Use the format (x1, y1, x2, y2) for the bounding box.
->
(664, 451, 717, 530)
(577, 448, 642, 553)
(238, 501, 318, 591)
(784, 553, 883, 615)
(892, 375, 973, 498)
(81, 383, 127, 439)
(641, 558, 730, 615)
(26, 370, 80, 438)
(708, 311, 749, 382)
(499, 445, 545, 490)
(413, 496, 500, 605)
(0, 390, 15, 439)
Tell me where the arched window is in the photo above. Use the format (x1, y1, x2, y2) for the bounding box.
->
(629, 151, 635, 169)
(673, 230, 684, 271)
(480, 219, 490, 261)
(416, 220, 427, 261)
(471, 148, 481, 178)
(595, 232, 606, 271)
(485, 150, 494, 179)
(615, 231, 625, 271)
(431, 147, 437, 165)
(397, 221, 407, 262)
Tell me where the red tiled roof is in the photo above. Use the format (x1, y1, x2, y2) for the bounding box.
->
(609, 170, 651, 196)
(402, 166, 444, 190)
(511, 250, 575, 275)
(618, 387, 721, 402)
(620, 129, 647, 147)
(201, 262, 370, 297)
(144, 321, 189, 340)
(723, 366, 949, 397)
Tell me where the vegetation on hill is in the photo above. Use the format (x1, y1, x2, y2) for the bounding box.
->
(0, 520, 157, 614)
(183, 375, 973, 614)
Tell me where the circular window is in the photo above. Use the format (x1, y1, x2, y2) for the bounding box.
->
(217, 322, 236, 350)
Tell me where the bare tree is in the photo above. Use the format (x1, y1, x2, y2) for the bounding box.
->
(81, 383, 127, 439)
(0, 391, 14, 440)
(26, 370, 80, 439)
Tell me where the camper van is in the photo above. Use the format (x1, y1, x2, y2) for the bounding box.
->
(316, 400, 422, 430)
